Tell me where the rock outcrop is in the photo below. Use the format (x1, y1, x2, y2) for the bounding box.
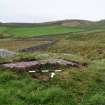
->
(1, 59, 86, 72)
(0, 49, 16, 57)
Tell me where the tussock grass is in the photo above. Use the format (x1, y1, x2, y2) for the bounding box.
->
(0, 24, 105, 104)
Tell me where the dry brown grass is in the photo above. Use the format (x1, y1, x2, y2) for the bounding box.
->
(0, 39, 48, 51)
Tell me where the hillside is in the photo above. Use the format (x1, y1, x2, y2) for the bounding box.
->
(0, 19, 104, 27)
(0, 19, 105, 105)
(0, 19, 105, 38)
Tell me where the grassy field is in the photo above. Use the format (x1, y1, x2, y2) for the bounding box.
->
(0, 52, 105, 105)
(0, 25, 84, 38)
(0, 39, 48, 51)
(0, 22, 105, 105)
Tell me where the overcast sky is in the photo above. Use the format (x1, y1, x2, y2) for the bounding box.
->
(0, 0, 105, 23)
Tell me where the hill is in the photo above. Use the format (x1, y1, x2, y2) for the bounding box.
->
(0, 19, 104, 27)
(0, 19, 105, 105)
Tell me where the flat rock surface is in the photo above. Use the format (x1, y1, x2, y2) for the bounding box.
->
(1, 59, 85, 71)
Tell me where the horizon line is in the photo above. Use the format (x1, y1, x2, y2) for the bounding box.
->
(0, 18, 105, 24)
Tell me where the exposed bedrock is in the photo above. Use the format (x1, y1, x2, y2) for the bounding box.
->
(1, 59, 87, 72)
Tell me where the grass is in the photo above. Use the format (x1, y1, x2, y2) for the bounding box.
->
(0, 39, 48, 51)
(0, 70, 72, 105)
(0, 25, 83, 38)
(0, 59, 105, 105)
(48, 31, 105, 60)
(0, 23, 105, 104)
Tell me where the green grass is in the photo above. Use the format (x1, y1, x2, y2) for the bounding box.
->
(0, 25, 83, 38)
(1, 24, 105, 104)
(0, 59, 105, 105)
(0, 70, 73, 105)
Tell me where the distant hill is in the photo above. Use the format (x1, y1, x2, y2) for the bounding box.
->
(0, 19, 105, 27)
(60, 19, 93, 27)
(96, 20, 105, 25)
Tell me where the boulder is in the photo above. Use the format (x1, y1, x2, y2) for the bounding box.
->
(0, 49, 16, 57)
(1, 59, 85, 72)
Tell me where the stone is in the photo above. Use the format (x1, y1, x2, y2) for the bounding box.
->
(2, 61, 40, 71)
(0, 49, 16, 57)
(1, 59, 85, 72)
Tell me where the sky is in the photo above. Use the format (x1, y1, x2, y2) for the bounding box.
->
(0, 0, 105, 23)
